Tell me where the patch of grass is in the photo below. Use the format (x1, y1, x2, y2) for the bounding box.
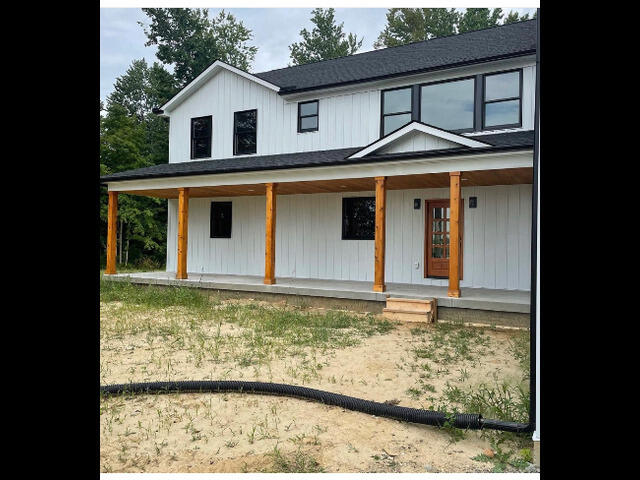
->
(266, 444, 324, 473)
(472, 438, 533, 472)
(412, 322, 491, 366)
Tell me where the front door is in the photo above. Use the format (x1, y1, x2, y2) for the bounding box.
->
(424, 199, 463, 278)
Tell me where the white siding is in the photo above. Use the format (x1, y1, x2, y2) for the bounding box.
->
(168, 61, 536, 163)
(378, 130, 459, 154)
(167, 184, 532, 290)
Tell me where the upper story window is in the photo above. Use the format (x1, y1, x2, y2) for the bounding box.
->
(379, 68, 523, 137)
(342, 197, 375, 240)
(483, 70, 522, 129)
(210, 201, 232, 238)
(233, 109, 257, 155)
(381, 87, 412, 136)
(298, 100, 319, 133)
(421, 78, 475, 132)
(190, 116, 212, 159)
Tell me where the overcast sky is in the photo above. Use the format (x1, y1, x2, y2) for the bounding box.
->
(100, 7, 536, 103)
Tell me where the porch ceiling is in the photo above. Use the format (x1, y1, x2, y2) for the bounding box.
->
(120, 167, 533, 199)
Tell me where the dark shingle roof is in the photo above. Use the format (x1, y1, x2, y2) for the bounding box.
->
(101, 131, 533, 183)
(254, 20, 536, 94)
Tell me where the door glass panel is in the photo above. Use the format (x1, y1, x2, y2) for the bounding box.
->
(444, 234, 450, 245)
(432, 247, 443, 258)
(433, 234, 443, 245)
(433, 207, 442, 219)
(433, 220, 443, 232)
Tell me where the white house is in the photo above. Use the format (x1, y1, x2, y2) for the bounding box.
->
(101, 19, 537, 326)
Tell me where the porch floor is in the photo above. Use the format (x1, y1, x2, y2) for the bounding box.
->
(104, 271, 529, 314)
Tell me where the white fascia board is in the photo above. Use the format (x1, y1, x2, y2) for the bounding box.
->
(348, 122, 491, 159)
(107, 150, 532, 192)
(161, 60, 281, 113)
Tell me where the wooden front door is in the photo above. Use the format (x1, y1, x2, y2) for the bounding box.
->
(424, 199, 463, 278)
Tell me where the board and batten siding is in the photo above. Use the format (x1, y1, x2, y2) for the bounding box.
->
(168, 62, 537, 164)
(166, 184, 532, 290)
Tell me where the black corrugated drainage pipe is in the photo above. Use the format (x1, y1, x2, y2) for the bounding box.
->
(100, 380, 530, 433)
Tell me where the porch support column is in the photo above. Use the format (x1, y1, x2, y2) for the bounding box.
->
(448, 172, 461, 298)
(176, 187, 190, 279)
(264, 182, 277, 285)
(373, 176, 387, 292)
(105, 191, 118, 275)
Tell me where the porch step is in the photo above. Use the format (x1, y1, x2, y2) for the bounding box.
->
(383, 297, 437, 323)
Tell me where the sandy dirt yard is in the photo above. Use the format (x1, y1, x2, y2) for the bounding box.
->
(100, 280, 534, 473)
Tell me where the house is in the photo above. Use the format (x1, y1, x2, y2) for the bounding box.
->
(101, 19, 538, 326)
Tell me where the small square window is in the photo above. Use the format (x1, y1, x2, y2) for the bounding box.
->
(298, 100, 319, 133)
(482, 70, 522, 129)
(210, 202, 232, 238)
(342, 197, 375, 240)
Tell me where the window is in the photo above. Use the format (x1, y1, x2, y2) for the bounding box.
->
(190, 116, 212, 159)
(233, 109, 257, 155)
(421, 78, 475, 132)
(483, 70, 522, 129)
(298, 100, 319, 132)
(210, 202, 232, 238)
(342, 197, 375, 240)
(381, 87, 412, 136)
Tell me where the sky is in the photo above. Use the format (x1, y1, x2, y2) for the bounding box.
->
(100, 7, 536, 103)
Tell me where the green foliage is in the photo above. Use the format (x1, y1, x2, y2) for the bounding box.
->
(140, 8, 257, 86)
(289, 8, 363, 66)
(374, 8, 459, 48)
(457, 8, 504, 33)
(375, 7, 534, 48)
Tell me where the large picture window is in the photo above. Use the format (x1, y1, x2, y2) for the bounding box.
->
(381, 87, 412, 136)
(298, 100, 319, 132)
(342, 197, 375, 240)
(421, 78, 475, 132)
(190, 116, 212, 159)
(210, 202, 232, 238)
(483, 70, 522, 129)
(233, 109, 257, 155)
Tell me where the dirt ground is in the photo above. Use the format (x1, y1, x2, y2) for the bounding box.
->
(100, 296, 531, 473)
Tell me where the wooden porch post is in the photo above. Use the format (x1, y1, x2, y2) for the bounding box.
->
(176, 187, 190, 279)
(373, 176, 387, 292)
(105, 191, 118, 275)
(448, 172, 461, 297)
(264, 182, 277, 285)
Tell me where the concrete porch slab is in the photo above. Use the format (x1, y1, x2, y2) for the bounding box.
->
(104, 271, 530, 314)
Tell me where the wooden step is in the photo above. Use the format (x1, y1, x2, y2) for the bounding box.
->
(383, 297, 437, 323)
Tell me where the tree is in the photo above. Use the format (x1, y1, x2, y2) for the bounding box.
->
(374, 8, 459, 49)
(140, 8, 258, 86)
(504, 10, 536, 25)
(289, 8, 363, 66)
(457, 8, 504, 33)
(100, 59, 176, 267)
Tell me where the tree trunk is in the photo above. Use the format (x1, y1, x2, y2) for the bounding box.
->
(119, 218, 123, 264)
(125, 235, 130, 266)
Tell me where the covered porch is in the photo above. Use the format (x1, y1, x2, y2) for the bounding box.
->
(105, 163, 533, 305)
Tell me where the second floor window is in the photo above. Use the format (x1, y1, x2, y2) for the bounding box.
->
(483, 70, 522, 129)
(421, 78, 475, 132)
(381, 87, 412, 136)
(190, 116, 212, 159)
(298, 100, 319, 132)
(234, 109, 257, 155)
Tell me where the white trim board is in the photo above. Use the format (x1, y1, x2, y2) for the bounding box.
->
(107, 150, 533, 192)
(161, 60, 281, 114)
(348, 122, 491, 159)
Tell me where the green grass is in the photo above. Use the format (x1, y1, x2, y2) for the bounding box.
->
(265, 444, 324, 473)
(100, 276, 394, 375)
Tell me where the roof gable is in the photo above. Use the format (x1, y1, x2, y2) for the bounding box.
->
(348, 122, 491, 159)
(160, 60, 280, 114)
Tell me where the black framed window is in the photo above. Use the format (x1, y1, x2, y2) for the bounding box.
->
(381, 87, 412, 136)
(342, 197, 375, 240)
(482, 70, 522, 129)
(233, 109, 257, 155)
(210, 202, 232, 238)
(420, 77, 475, 132)
(190, 116, 212, 159)
(298, 100, 319, 132)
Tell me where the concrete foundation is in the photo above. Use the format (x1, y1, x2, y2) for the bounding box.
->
(533, 440, 540, 467)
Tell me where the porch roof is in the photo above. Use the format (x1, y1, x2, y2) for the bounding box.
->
(100, 130, 533, 184)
